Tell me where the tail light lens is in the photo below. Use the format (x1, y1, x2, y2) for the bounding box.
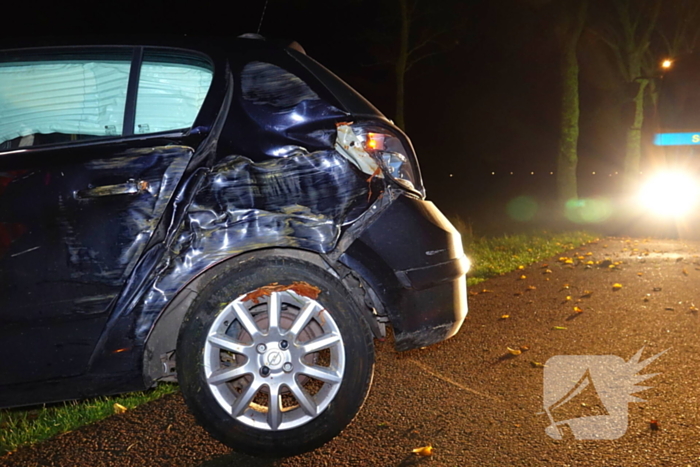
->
(335, 123, 424, 196)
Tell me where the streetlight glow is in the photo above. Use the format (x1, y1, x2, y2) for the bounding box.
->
(661, 59, 672, 69)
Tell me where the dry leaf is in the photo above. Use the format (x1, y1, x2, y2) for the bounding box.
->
(552, 326, 567, 330)
(507, 347, 522, 356)
(519, 275, 527, 280)
(500, 314, 510, 319)
(612, 283, 623, 291)
(544, 269, 553, 274)
(412, 445, 433, 457)
(581, 291, 593, 298)
(113, 403, 128, 414)
(527, 285, 537, 291)
(573, 306, 583, 313)
(682, 268, 689, 276)
(565, 296, 572, 301)
(481, 289, 494, 293)
(517, 265, 525, 270)
(637, 272, 643, 276)
(531, 361, 546, 368)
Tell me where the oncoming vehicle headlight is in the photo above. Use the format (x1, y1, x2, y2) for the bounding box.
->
(334, 123, 424, 196)
(638, 171, 700, 217)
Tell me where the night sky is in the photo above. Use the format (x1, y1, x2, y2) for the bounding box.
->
(3, 0, 699, 232)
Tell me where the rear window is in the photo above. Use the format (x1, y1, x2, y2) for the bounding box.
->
(0, 48, 214, 151)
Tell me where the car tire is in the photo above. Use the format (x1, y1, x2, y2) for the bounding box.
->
(177, 255, 375, 457)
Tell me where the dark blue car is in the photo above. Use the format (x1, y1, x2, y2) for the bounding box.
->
(0, 35, 469, 456)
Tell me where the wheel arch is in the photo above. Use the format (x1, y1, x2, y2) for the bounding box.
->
(142, 247, 381, 387)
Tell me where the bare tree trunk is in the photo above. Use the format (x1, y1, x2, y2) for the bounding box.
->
(395, 0, 409, 130)
(556, 0, 587, 204)
(557, 43, 580, 204)
(624, 79, 648, 189)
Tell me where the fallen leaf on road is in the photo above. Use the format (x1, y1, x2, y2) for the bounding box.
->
(518, 265, 525, 270)
(573, 306, 583, 313)
(412, 445, 433, 456)
(653, 287, 662, 292)
(507, 347, 522, 356)
(552, 326, 567, 330)
(665, 307, 675, 311)
(519, 275, 527, 280)
(637, 272, 643, 276)
(531, 361, 546, 368)
(649, 419, 659, 431)
(500, 314, 510, 319)
(527, 285, 536, 291)
(544, 269, 553, 274)
(612, 283, 623, 291)
(113, 403, 127, 414)
(581, 291, 593, 298)
(481, 289, 494, 294)
(520, 345, 530, 351)
(682, 268, 689, 276)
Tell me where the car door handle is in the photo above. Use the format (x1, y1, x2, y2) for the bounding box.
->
(74, 179, 150, 199)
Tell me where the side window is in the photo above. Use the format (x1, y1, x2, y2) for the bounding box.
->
(0, 56, 131, 150)
(241, 61, 319, 108)
(135, 51, 213, 134)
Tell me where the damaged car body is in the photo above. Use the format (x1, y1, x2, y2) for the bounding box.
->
(0, 36, 469, 456)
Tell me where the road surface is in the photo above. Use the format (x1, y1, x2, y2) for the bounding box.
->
(3, 237, 700, 466)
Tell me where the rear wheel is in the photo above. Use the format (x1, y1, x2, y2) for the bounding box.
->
(177, 256, 375, 457)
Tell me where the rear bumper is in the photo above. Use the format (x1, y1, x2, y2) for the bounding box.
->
(340, 194, 468, 351)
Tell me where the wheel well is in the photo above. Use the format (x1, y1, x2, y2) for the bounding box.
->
(142, 248, 382, 386)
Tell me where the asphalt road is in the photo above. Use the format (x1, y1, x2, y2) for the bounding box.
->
(3, 237, 700, 467)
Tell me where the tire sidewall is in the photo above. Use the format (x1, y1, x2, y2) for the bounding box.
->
(177, 256, 375, 457)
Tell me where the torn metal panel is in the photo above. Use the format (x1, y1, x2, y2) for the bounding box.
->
(131, 148, 384, 339)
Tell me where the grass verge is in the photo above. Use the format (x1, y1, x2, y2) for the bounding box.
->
(0, 383, 178, 457)
(461, 230, 599, 286)
(0, 229, 597, 456)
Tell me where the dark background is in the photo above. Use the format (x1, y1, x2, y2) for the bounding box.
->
(3, 0, 699, 235)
